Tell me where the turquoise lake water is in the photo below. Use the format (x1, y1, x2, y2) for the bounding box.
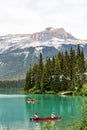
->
(0, 94, 84, 130)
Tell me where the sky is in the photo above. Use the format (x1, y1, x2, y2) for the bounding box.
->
(0, 0, 87, 39)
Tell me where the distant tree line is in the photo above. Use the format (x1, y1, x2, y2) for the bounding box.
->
(0, 79, 24, 88)
(24, 45, 86, 93)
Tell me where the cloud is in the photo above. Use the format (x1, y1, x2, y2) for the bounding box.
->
(0, 0, 87, 39)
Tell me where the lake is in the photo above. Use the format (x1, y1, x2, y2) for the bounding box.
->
(0, 94, 83, 130)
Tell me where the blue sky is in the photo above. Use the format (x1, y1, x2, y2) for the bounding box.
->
(0, 0, 87, 39)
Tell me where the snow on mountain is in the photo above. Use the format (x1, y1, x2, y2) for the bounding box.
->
(0, 28, 87, 80)
(0, 28, 86, 54)
(0, 28, 86, 51)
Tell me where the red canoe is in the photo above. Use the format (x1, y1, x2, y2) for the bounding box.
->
(26, 99, 36, 103)
(30, 116, 61, 121)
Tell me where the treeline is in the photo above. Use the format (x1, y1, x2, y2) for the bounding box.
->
(0, 79, 24, 88)
(24, 45, 86, 93)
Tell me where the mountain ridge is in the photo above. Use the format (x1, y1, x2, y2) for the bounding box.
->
(0, 27, 87, 80)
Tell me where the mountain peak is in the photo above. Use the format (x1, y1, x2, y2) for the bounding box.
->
(45, 27, 53, 31)
(31, 27, 76, 41)
(44, 27, 66, 34)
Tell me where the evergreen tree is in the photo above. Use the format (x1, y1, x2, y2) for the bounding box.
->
(35, 53, 43, 89)
(41, 66, 51, 92)
(50, 75, 61, 92)
(80, 49, 86, 74)
(64, 51, 70, 77)
(24, 46, 86, 93)
(69, 47, 76, 90)
(39, 53, 43, 73)
(60, 52, 65, 74)
(76, 47, 86, 90)
(24, 65, 32, 91)
(51, 56, 55, 75)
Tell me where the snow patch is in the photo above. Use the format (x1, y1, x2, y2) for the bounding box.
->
(24, 52, 29, 66)
(34, 47, 43, 57)
(80, 45, 84, 48)
(0, 61, 4, 66)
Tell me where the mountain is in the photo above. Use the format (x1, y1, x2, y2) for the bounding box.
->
(0, 27, 87, 80)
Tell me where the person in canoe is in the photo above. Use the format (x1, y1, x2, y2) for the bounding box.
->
(51, 112, 55, 118)
(34, 113, 38, 119)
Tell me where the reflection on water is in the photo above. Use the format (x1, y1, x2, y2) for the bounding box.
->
(25, 94, 83, 130)
(0, 94, 83, 130)
(0, 87, 23, 94)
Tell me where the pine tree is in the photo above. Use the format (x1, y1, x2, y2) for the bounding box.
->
(51, 56, 55, 75)
(24, 46, 86, 93)
(69, 47, 76, 90)
(41, 66, 51, 92)
(35, 53, 43, 89)
(76, 47, 86, 90)
(24, 65, 32, 91)
(80, 49, 86, 74)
